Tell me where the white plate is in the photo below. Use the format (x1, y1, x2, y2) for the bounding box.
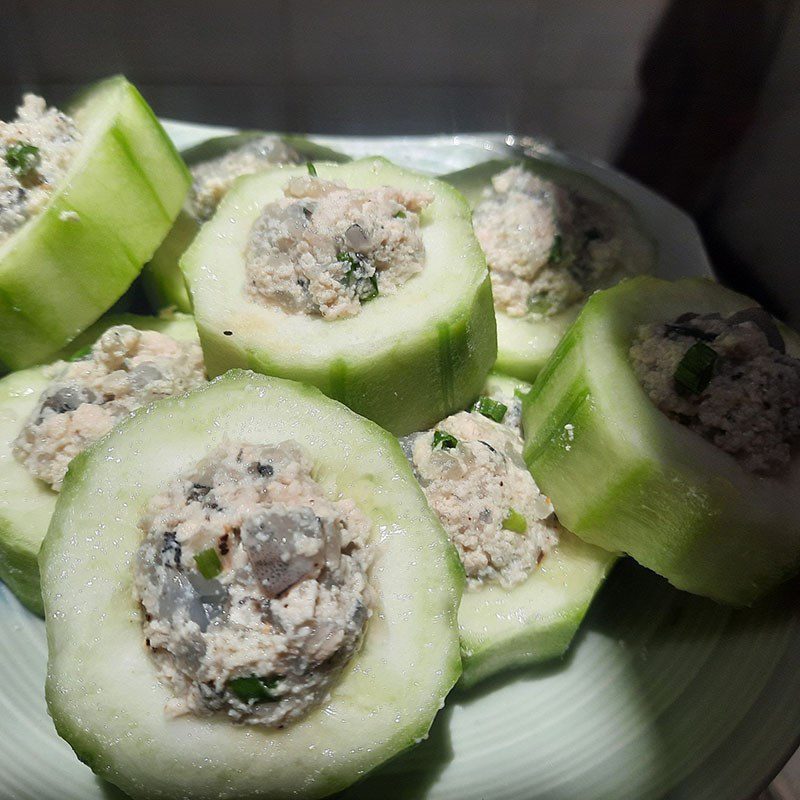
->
(2, 123, 797, 800)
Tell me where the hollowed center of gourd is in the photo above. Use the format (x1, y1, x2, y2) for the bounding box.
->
(244, 174, 432, 320)
(0, 94, 82, 243)
(472, 165, 628, 319)
(134, 440, 372, 727)
(404, 389, 559, 590)
(630, 308, 800, 476)
(188, 136, 304, 222)
(13, 325, 205, 490)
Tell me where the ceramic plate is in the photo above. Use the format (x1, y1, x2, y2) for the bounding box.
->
(0, 122, 797, 800)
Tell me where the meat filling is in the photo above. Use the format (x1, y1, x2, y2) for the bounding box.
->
(404, 397, 558, 590)
(134, 441, 372, 726)
(13, 325, 205, 490)
(1, 94, 81, 243)
(245, 175, 431, 320)
(188, 136, 303, 222)
(630, 308, 800, 475)
(473, 165, 628, 318)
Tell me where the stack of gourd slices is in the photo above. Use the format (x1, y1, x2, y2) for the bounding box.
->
(3, 77, 798, 800)
(0, 81, 472, 800)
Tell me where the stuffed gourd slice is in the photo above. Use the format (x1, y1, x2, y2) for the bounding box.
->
(444, 158, 655, 382)
(181, 157, 496, 436)
(0, 312, 201, 614)
(522, 276, 800, 606)
(40, 370, 463, 800)
(0, 76, 189, 370)
(142, 132, 350, 312)
(403, 371, 615, 688)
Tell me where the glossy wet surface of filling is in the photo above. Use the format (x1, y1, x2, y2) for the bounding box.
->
(404, 391, 558, 590)
(0, 94, 81, 243)
(13, 325, 205, 490)
(630, 308, 800, 475)
(135, 441, 372, 727)
(473, 165, 627, 318)
(188, 136, 303, 222)
(244, 174, 431, 320)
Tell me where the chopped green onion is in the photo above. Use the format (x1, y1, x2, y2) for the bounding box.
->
(5, 142, 40, 178)
(193, 547, 222, 579)
(68, 344, 93, 361)
(337, 251, 359, 269)
(502, 508, 527, 534)
(674, 341, 718, 396)
(228, 675, 279, 704)
(471, 396, 508, 423)
(337, 252, 379, 302)
(432, 430, 458, 450)
(393, 210, 406, 219)
(548, 234, 564, 264)
(513, 386, 529, 401)
(358, 275, 378, 301)
(306, 162, 317, 177)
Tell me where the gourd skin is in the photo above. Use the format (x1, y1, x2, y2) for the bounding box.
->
(522, 277, 800, 606)
(0, 77, 189, 370)
(181, 158, 497, 436)
(453, 373, 616, 688)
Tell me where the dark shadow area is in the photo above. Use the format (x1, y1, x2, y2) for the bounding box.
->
(97, 777, 131, 800)
(583, 557, 800, 800)
(615, 0, 795, 317)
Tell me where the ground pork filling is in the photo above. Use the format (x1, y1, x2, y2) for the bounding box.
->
(472, 165, 626, 318)
(134, 441, 372, 727)
(13, 326, 205, 490)
(187, 136, 303, 222)
(630, 308, 800, 476)
(0, 94, 81, 243)
(404, 398, 558, 590)
(244, 174, 432, 320)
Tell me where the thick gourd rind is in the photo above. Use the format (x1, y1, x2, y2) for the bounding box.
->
(459, 529, 616, 688)
(444, 158, 656, 382)
(0, 313, 198, 615)
(181, 157, 497, 436)
(456, 371, 615, 687)
(0, 76, 190, 370)
(522, 276, 800, 606)
(142, 132, 351, 312)
(40, 370, 463, 800)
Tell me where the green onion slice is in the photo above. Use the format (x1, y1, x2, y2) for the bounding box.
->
(674, 341, 718, 395)
(193, 547, 222, 579)
(471, 396, 508, 423)
(548, 234, 564, 264)
(432, 430, 458, 450)
(228, 675, 279, 704)
(502, 508, 527, 533)
(306, 162, 318, 177)
(5, 142, 41, 178)
(337, 252, 379, 302)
